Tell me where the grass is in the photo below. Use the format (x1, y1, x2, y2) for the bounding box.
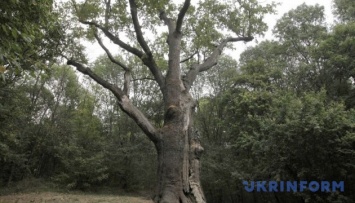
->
(0, 178, 153, 203)
(0, 192, 153, 203)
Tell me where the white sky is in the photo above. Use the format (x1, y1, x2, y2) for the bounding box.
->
(229, 0, 334, 59)
(84, 0, 334, 62)
(263, 0, 333, 39)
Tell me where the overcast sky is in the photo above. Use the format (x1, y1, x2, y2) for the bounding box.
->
(84, 0, 335, 62)
(259, 0, 333, 38)
(229, 0, 334, 58)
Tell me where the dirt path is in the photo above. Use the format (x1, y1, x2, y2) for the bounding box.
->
(0, 192, 154, 203)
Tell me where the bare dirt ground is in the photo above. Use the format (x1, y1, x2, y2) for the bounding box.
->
(0, 192, 154, 203)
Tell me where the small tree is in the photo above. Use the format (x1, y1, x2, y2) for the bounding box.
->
(62, 0, 274, 202)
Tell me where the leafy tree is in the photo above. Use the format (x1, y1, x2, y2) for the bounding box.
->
(196, 3, 355, 202)
(90, 56, 159, 191)
(0, 82, 32, 185)
(317, 22, 355, 107)
(38, 66, 108, 189)
(272, 3, 327, 93)
(0, 65, 107, 189)
(333, 0, 355, 22)
(61, 0, 275, 202)
(0, 0, 63, 78)
(0, 1, 64, 178)
(209, 87, 355, 202)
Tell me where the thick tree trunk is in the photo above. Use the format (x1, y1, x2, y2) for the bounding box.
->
(154, 93, 206, 203)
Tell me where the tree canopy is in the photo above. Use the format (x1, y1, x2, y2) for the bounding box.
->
(0, 0, 63, 78)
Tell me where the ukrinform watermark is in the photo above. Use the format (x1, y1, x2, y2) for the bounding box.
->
(242, 181, 344, 192)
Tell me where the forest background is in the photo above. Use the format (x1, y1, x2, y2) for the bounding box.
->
(0, 0, 354, 202)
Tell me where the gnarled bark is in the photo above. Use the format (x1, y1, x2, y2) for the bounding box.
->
(154, 92, 205, 203)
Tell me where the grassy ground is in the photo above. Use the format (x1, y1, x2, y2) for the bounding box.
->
(0, 178, 153, 203)
(0, 192, 153, 203)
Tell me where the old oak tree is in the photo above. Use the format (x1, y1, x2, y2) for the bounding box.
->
(63, 0, 274, 202)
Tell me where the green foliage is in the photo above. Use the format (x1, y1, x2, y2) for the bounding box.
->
(333, 0, 355, 22)
(0, 62, 158, 191)
(273, 3, 327, 42)
(76, 0, 103, 21)
(0, 84, 31, 186)
(61, 0, 276, 68)
(197, 3, 355, 202)
(52, 86, 109, 189)
(2, 1, 355, 202)
(317, 22, 355, 106)
(0, 0, 63, 76)
(199, 74, 355, 202)
(90, 55, 159, 190)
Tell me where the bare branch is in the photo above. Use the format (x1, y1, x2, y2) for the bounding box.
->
(180, 50, 198, 63)
(129, 0, 152, 56)
(123, 71, 131, 96)
(176, 0, 191, 33)
(93, 30, 130, 71)
(183, 36, 254, 90)
(127, 0, 166, 90)
(104, 0, 111, 27)
(80, 20, 166, 91)
(200, 36, 253, 71)
(67, 59, 125, 99)
(67, 59, 159, 143)
(227, 36, 254, 43)
(120, 95, 159, 143)
(132, 77, 155, 81)
(80, 20, 144, 58)
(199, 36, 253, 72)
